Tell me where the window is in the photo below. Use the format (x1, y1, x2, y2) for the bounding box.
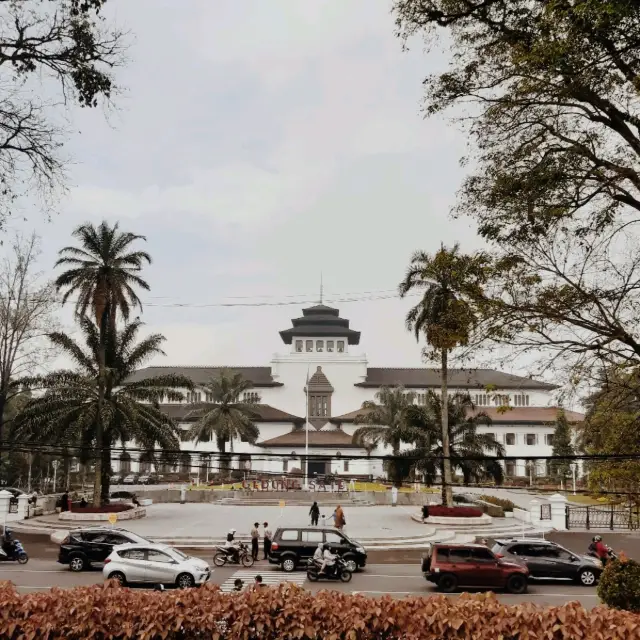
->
(505, 433, 516, 446)
(486, 433, 495, 442)
(306, 340, 313, 352)
(280, 530, 299, 541)
(471, 547, 495, 562)
(119, 548, 146, 560)
(283, 459, 288, 473)
(302, 530, 324, 543)
(187, 391, 202, 403)
(514, 394, 530, 407)
(309, 395, 328, 418)
(243, 392, 260, 403)
(474, 394, 489, 406)
(295, 340, 303, 353)
(505, 461, 516, 476)
(446, 548, 471, 562)
(526, 434, 537, 446)
(545, 434, 554, 446)
(416, 393, 427, 405)
(344, 460, 349, 472)
(325, 532, 345, 545)
(509, 544, 535, 557)
(337, 340, 344, 353)
(493, 394, 510, 406)
(119, 452, 131, 473)
(316, 340, 324, 352)
(327, 340, 334, 352)
(147, 549, 175, 564)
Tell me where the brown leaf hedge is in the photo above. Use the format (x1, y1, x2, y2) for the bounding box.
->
(1, 580, 640, 639)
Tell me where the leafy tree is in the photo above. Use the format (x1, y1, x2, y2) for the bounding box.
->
(186, 370, 260, 454)
(14, 317, 192, 502)
(352, 385, 416, 486)
(550, 408, 575, 480)
(54, 221, 151, 505)
(393, 1, 640, 389)
(402, 391, 505, 502)
(0, 0, 126, 228)
(398, 243, 491, 505)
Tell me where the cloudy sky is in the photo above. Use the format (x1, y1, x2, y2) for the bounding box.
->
(11, 0, 492, 370)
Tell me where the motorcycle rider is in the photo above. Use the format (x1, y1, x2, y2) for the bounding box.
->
(591, 535, 610, 566)
(0, 527, 13, 558)
(312, 541, 324, 569)
(319, 543, 336, 576)
(224, 528, 240, 563)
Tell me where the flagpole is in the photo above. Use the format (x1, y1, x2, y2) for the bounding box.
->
(305, 365, 310, 490)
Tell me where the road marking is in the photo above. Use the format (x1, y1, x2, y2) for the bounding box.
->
(352, 590, 599, 598)
(219, 570, 306, 593)
(0, 569, 67, 574)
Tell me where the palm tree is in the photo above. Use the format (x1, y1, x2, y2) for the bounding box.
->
(398, 243, 490, 506)
(402, 391, 505, 501)
(14, 317, 193, 502)
(54, 221, 151, 505)
(186, 370, 260, 458)
(352, 385, 416, 486)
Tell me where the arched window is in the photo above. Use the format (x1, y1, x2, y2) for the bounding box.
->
(179, 452, 191, 474)
(139, 451, 154, 474)
(119, 452, 131, 473)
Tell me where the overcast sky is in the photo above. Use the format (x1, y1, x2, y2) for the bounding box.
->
(9, 0, 500, 371)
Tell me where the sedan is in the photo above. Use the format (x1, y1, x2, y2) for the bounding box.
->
(104, 543, 211, 589)
(122, 475, 137, 484)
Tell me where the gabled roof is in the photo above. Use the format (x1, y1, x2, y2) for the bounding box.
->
(158, 403, 304, 424)
(355, 368, 558, 390)
(331, 405, 584, 424)
(257, 429, 362, 448)
(126, 366, 282, 388)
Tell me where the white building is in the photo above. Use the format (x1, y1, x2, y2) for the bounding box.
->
(122, 304, 583, 480)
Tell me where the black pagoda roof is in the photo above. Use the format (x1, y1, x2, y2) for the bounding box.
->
(279, 304, 361, 345)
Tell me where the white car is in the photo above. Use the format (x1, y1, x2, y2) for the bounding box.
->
(103, 543, 211, 589)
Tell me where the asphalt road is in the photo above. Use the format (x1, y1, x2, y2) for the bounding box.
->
(0, 556, 601, 608)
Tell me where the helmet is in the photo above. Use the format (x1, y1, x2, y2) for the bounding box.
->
(594, 535, 602, 542)
(229, 528, 236, 535)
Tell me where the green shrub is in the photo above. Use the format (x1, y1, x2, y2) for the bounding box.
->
(478, 495, 515, 512)
(597, 556, 640, 612)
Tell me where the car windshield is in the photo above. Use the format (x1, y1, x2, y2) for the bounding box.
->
(169, 548, 188, 560)
(126, 532, 149, 544)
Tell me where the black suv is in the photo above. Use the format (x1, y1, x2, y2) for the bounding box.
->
(268, 527, 367, 573)
(491, 539, 603, 586)
(58, 527, 149, 572)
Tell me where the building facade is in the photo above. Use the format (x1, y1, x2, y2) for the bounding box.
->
(122, 304, 583, 480)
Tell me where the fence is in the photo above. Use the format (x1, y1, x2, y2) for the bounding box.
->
(565, 503, 640, 530)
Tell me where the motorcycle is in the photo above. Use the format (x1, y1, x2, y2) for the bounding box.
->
(306, 555, 352, 583)
(213, 542, 254, 568)
(0, 539, 28, 564)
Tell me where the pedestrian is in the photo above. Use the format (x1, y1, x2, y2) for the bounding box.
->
(334, 505, 345, 531)
(233, 578, 244, 592)
(254, 574, 265, 588)
(263, 522, 272, 560)
(250, 522, 260, 561)
(60, 491, 69, 512)
(421, 504, 430, 523)
(309, 501, 320, 526)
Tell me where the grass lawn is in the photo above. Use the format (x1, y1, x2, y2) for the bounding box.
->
(567, 494, 611, 505)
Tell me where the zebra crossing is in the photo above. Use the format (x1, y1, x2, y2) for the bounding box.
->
(219, 570, 307, 593)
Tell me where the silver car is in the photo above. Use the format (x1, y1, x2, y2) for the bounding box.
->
(103, 543, 210, 589)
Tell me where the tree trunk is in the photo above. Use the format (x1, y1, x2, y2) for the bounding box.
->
(0, 392, 6, 482)
(92, 307, 109, 507)
(100, 440, 111, 505)
(441, 348, 453, 507)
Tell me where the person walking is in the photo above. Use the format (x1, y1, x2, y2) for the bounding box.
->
(250, 522, 260, 561)
(334, 505, 345, 531)
(309, 501, 320, 526)
(263, 522, 272, 560)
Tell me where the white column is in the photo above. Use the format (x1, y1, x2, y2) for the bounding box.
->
(547, 493, 568, 531)
(0, 490, 11, 526)
(529, 498, 542, 528)
(17, 494, 29, 520)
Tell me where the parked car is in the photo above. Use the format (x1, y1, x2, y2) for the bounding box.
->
(109, 490, 136, 503)
(110, 475, 122, 484)
(138, 475, 157, 485)
(57, 527, 149, 572)
(103, 543, 210, 588)
(421, 543, 529, 594)
(268, 526, 367, 573)
(491, 539, 603, 586)
(122, 474, 137, 484)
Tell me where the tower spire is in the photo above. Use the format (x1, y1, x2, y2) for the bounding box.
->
(320, 272, 323, 304)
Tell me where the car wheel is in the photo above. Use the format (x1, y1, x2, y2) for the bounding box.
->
(506, 574, 528, 594)
(281, 557, 296, 573)
(438, 573, 458, 593)
(69, 555, 86, 572)
(343, 556, 358, 573)
(176, 573, 195, 589)
(109, 571, 126, 587)
(578, 568, 597, 587)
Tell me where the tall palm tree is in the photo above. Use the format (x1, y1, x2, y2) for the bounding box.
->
(398, 243, 490, 506)
(14, 317, 193, 502)
(186, 370, 260, 456)
(54, 221, 151, 506)
(352, 385, 416, 486)
(402, 391, 505, 501)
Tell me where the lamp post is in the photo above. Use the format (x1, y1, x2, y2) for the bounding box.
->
(571, 463, 577, 495)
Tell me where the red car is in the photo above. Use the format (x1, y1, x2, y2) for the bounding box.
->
(422, 543, 528, 594)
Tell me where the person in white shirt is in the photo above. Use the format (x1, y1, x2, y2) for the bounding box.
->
(319, 544, 336, 575)
(313, 542, 324, 565)
(224, 528, 239, 563)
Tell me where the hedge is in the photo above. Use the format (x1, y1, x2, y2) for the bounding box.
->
(598, 555, 640, 612)
(428, 506, 483, 518)
(478, 495, 516, 512)
(1, 581, 639, 639)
